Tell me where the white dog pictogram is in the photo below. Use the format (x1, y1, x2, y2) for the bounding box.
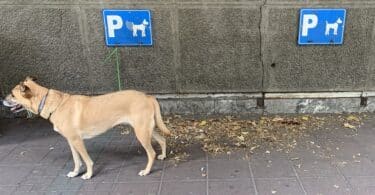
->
(126, 19, 149, 37)
(325, 18, 343, 36)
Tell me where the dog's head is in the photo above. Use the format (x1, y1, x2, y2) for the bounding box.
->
(336, 18, 343, 24)
(142, 19, 149, 26)
(3, 76, 40, 113)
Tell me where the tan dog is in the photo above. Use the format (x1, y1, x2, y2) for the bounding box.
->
(3, 77, 171, 179)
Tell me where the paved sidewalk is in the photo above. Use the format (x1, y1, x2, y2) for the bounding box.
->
(1, 114, 375, 195)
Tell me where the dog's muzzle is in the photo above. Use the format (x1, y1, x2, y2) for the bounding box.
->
(2, 99, 25, 113)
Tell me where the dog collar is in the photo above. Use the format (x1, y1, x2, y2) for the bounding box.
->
(38, 90, 49, 114)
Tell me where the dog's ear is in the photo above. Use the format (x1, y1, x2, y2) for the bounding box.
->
(19, 82, 26, 92)
(19, 82, 33, 99)
(25, 76, 37, 82)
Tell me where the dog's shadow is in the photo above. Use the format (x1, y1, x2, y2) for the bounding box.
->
(0, 118, 59, 146)
(90, 146, 165, 178)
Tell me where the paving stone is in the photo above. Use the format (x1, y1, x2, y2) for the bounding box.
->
(0, 186, 17, 195)
(331, 141, 368, 160)
(293, 159, 341, 178)
(117, 161, 163, 183)
(118, 146, 149, 163)
(13, 184, 33, 192)
(208, 180, 256, 195)
(337, 157, 375, 177)
(83, 164, 122, 183)
(0, 135, 26, 151)
(38, 147, 70, 168)
(107, 133, 136, 146)
(300, 177, 351, 195)
(84, 141, 108, 154)
(46, 175, 84, 192)
(0, 146, 17, 161)
(79, 182, 114, 192)
(255, 178, 304, 195)
(95, 145, 133, 164)
(0, 146, 51, 164)
(0, 166, 34, 185)
(29, 178, 55, 191)
(27, 165, 63, 177)
(347, 176, 375, 194)
(77, 191, 112, 195)
(208, 160, 251, 180)
(163, 160, 207, 181)
(250, 154, 295, 178)
(20, 134, 60, 148)
(112, 182, 159, 195)
(13, 191, 42, 195)
(160, 181, 206, 195)
(0, 119, 35, 137)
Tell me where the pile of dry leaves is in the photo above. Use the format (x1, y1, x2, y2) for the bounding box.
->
(164, 114, 364, 161)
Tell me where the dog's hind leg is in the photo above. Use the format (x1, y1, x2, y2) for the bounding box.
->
(152, 131, 167, 160)
(66, 141, 82, 178)
(134, 126, 156, 176)
(70, 137, 94, 180)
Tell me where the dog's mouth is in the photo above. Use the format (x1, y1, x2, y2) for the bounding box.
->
(3, 100, 25, 113)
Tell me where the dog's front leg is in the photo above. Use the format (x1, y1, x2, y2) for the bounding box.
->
(70, 137, 94, 180)
(66, 141, 82, 178)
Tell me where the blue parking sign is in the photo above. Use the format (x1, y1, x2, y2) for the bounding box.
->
(298, 9, 346, 45)
(103, 10, 152, 46)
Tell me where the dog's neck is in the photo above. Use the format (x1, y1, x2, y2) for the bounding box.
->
(39, 90, 67, 120)
(38, 90, 49, 115)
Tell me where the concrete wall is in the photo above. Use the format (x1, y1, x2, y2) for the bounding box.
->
(1, 0, 375, 116)
(262, 1, 375, 92)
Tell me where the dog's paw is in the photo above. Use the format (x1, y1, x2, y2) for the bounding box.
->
(157, 154, 166, 160)
(81, 173, 92, 180)
(138, 169, 150, 176)
(67, 171, 79, 178)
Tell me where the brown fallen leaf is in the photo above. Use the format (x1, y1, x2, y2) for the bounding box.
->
(194, 133, 207, 140)
(347, 115, 360, 122)
(199, 120, 207, 126)
(344, 123, 356, 129)
(272, 117, 284, 122)
(165, 113, 356, 160)
(238, 135, 245, 142)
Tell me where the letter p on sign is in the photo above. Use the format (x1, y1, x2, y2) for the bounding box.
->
(107, 15, 123, 38)
(301, 14, 318, 36)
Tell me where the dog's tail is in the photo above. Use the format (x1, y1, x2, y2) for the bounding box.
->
(150, 96, 171, 135)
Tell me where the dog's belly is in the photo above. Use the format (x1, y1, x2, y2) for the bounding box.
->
(79, 117, 132, 140)
(79, 125, 110, 139)
(80, 128, 109, 139)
